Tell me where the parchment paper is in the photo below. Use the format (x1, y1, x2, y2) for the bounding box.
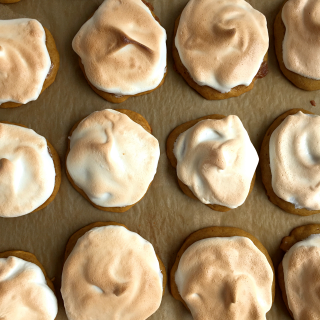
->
(0, 1, 319, 319)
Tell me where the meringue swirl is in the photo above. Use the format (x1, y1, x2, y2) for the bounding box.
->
(173, 115, 259, 208)
(175, 0, 269, 93)
(0, 19, 51, 105)
(282, 0, 320, 80)
(0, 256, 58, 320)
(269, 112, 320, 210)
(283, 234, 320, 320)
(72, 0, 167, 95)
(66, 109, 160, 208)
(175, 237, 273, 320)
(0, 123, 56, 217)
(61, 226, 163, 320)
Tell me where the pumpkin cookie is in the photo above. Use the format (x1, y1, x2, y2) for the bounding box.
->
(173, 0, 269, 100)
(0, 250, 58, 319)
(66, 109, 160, 212)
(72, 0, 167, 103)
(0, 122, 61, 218)
(260, 108, 320, 215)
(0, 19, 59, 108)
(279, 224, 320, 319)
(167, 114, 258, 212)
(171, 226, 275, 320)
(274, 0, 320, 91)
(61, 221, 166, 320)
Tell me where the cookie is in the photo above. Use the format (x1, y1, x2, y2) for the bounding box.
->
(61, 221, 166, 320)
(72, 0, 167, 103)
(260, 108, 320, 215)
(173, 0, 269, 100)
(0, 250, 58, 319)
(167, 114, 257, 212)
(0, 19, 59, 108)
(0, 121, 61, 217)
(170, 226, 275, 318)
(274, 0, 320, 91)
(279, 224, 320, 319)
(66, 109, 159, 212)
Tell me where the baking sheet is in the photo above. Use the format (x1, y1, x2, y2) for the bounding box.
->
(0, 0, 319, 319)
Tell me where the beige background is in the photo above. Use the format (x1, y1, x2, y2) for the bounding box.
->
(0, 0, 319, 319)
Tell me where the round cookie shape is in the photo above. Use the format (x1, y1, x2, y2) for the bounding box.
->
(72, 0, 167, 103)
(170, 227, 275, 320)
(260, 108, 320, 216)
(0, 19, 59, 108)
(61, 222, 166, 320)
(278, 224, 320, 319)
(166, 114, 258, 212)
(173, 0, 269, 100)
(66, 109, 160, 212)
(274, 0, 320, 91)
(0, 122, 61, 218)
(0, 250, 58, 320)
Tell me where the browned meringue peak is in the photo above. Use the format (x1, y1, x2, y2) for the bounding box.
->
(0, 123, 56, 217)
(72, 0, 167, 95)
(0, 256, 58, 319)
(175, 237, 273, 320)
(269, 112, 320, 210)
(282, 0, 320, 80)
(173, 116, 259, 208)
(175, 0, 269, 93)
(0, 19, 51, 105)
(61, 225, 163, 320)
(283, 234, 320, 320)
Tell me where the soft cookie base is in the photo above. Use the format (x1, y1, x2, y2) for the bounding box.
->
(65, 109, 155, 213)
(278, 224, 320, 319)
(0, 121, 61, 216)
(0, 27, 60, 109)
(274, 3, 320, 91)
(170, 226, 275, 312)
(64, 221, 167, 293)
(172, 14, 268, 100)
(166, 114, 256, 212)
(260, 108, 320, 216)
(76, 0, 167, 104)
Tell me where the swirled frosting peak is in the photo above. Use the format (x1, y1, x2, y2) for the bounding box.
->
(283, 234, 320, 320)
(175, 237, 273, 320)
(0, 19, 51, 105)
(270, 111, 320, 210)
(282, 0, 320, 80)
(72, 0, 167, 95)
(61, 225, 163, 320)
(66, 109, 160, 208)
(173, 116, 259, 208)
(175, 0, 269, 93)
(0, 123, 56, 218)
(0, 256, 58, 320)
